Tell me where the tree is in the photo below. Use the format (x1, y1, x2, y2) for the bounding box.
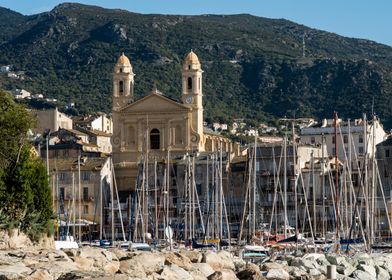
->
(0, 90, 53, 240)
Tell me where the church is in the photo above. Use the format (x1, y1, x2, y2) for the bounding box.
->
(111, 51, 240, 193)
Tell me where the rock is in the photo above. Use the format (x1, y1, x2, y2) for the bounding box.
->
(34, 258, 79, 279)
(132, 252, 165, 274)
(208, 269, 238, 280)
(7, 229, 32, 249)
(188, 267, 208, 280)
(26, 270, 53, 280)
(232, 256, 246, 272)
(192, 263, 215, 278)
(358, 264, 377, 278)
(72, 256, 95, 271)
(352, 269, 377, 280)
(108, 248, 129, 260)
(119, 258, 147, 278)
(103, 261, 120, 274)
(180, 250, 203, 263)
(265, 268, 290, 280)
(286, 266, 307, 278)
(0, 263, 32, 279)
(309, 268, 322, 277)
(203, 251, 235, 271)
(160, 264, 193, 280)
(326, 255, 346, 266)
(164, 251, 193, 270)
(336, 263, 356, 276)
(237, 263, 263, 280)
(262, 262, 285, 271)
(376, 265, 390, 280)
(380, 259, 392, 275)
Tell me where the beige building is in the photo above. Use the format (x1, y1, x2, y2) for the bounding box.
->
(300, 117, 387, 161)
(111, 52, 239, 192)
(73, 113, 113, 134)
(33, 108, 73, 135)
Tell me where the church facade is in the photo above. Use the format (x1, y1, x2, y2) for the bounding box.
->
(111, 51, 239, 192)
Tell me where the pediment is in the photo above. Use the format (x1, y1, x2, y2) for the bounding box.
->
(121, 93, 190, 113)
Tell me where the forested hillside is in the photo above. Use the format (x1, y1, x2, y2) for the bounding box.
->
(1, 3, 392, 127)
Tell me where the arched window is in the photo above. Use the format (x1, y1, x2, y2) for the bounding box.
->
(150, 128, 160, 150)
(119, 81, 124, 94)
(187, 77, 192, 90)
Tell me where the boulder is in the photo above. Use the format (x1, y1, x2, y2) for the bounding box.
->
(119, 258, 147, 278)
(286, 266, 307, 278)
(336, 262, 356, 276)
(189, 269, 208, 280)
(160, 264, 193, 280)
(358, 264, 377, 278)
(132, 252, 165, 274)
(108, 248, 129, 260)
(265, 268, 290, 280)
(352, 269, 377, 280)
(72, 256, 95, 271)
(376, 265, 390, 280)
(164, 251, 193, 270)
(0, 263, 32, 279)
(232, 256, 246, 272)
(262, 262, 285, 271)
(237, 263, 263, 280)
(208, 269, 238, 280)
(192, 263, 215, 278)
(26, 270, 53, 280)
(203, 251, 235, 271)
(7, 229, 32, 249)
(180, 250, 203, 263)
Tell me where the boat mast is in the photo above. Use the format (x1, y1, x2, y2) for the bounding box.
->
(252, 132, 257, 237)
(78, 152, 81, 243)
(334, 112, 340, 250)
(283, 134, 288, 238)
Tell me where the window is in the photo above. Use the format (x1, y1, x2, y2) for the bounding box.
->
(332, 148, 336, 155)
(359, 135, 363, 143)
(83, 205, 88, 214)
(311, 137, 315, 144)
(358, 146, 364, 155)
(63, 150, 69, 157)
(386, 149, 390, 158)
(82, 172, 89, 181)
(60, 187, 65, 199)
(83, 187, 89, 200)
(385, 166, 389, 178)
(119, 68, 123, 73)
(332, 136, 335, 144)
(150, 129, 160, 150)
(344, 135, 348, 143)
(59, 172, 66, 181)
(187, 77, 192, 90)
(119, 81, 124, 94)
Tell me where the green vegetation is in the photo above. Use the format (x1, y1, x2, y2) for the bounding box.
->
(1, 3, 392, 127)
(0, 91, 54, 241)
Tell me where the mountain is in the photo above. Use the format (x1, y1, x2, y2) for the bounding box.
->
(1, 3, 392, 128)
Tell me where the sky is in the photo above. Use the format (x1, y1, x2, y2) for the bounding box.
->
(1, 0, 391, 46)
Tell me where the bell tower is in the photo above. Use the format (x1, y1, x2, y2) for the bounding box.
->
(181, 50, 203, 136)
(112, 53, 135, 111)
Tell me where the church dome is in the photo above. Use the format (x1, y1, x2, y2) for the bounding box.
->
(117, 53, 131, 66)
(184, 51, 200, 65)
